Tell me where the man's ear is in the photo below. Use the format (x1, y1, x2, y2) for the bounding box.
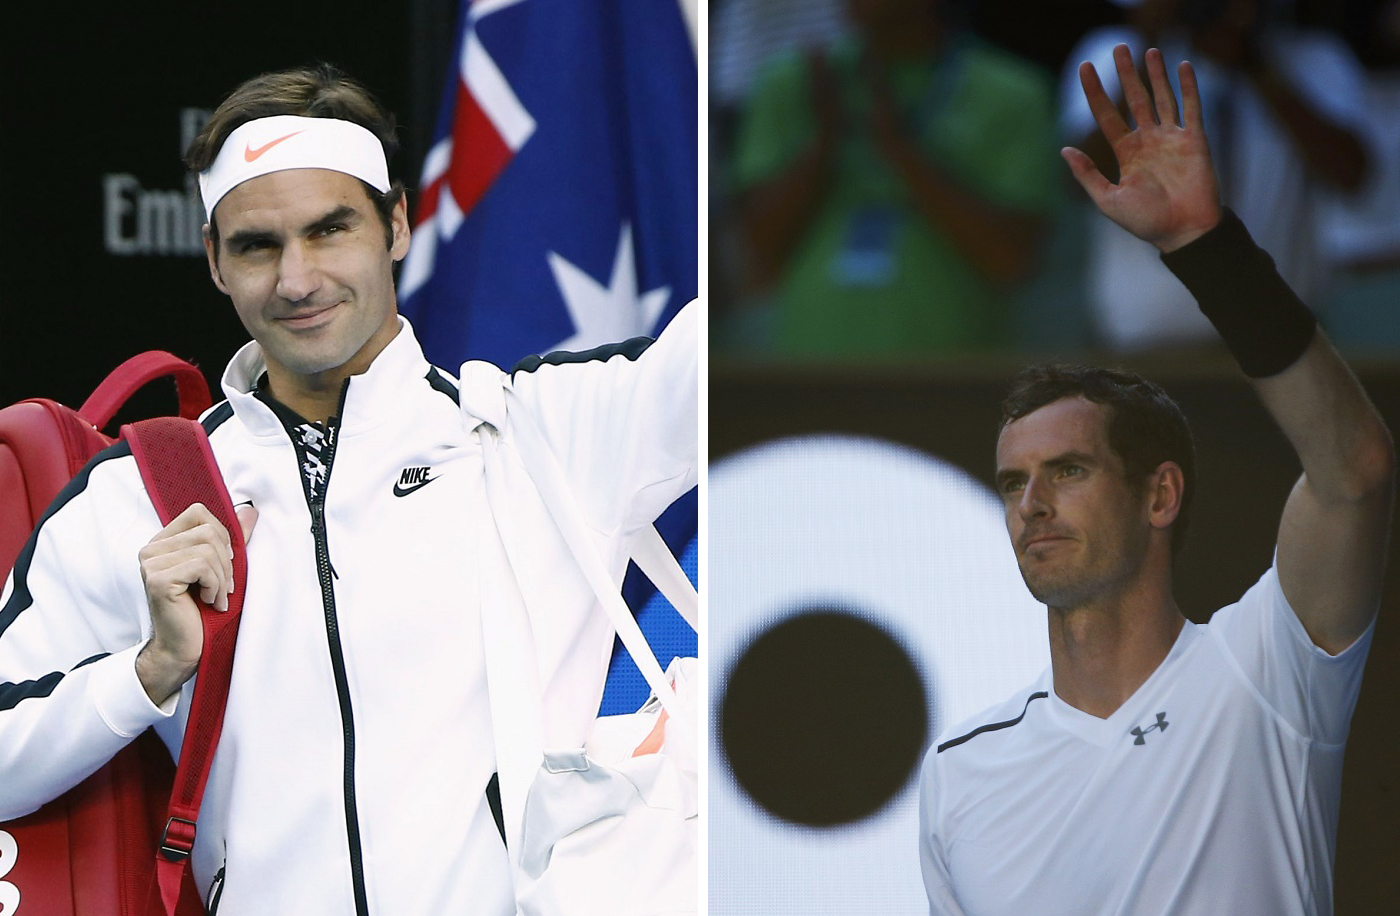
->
(1146, 461, 1185, 531)
(203, 224, 230, 295)
(389, 195, 410, 262)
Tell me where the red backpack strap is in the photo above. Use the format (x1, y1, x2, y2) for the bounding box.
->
(121, 417, 245, 916)
(81, 352, 213, 431)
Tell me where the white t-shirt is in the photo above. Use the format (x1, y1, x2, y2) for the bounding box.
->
(1059, 28, 1372, 350)
(919, 565, 1373, 916)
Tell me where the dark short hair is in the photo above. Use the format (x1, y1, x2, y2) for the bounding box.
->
(1001, 364, 1197, 557)
(185, 62, 405, 251)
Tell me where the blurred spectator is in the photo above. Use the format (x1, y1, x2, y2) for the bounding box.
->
(1316, 0, 1400, 351)
(729, 0, 1061, 359)
(712, 0, 852, 110)
(1061, 0, 1374, 351)
(710, 0, 854, 353)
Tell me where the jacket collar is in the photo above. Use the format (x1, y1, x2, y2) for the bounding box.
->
(221, 316, 433, 441)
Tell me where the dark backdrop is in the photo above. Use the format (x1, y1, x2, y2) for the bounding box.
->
(0, 0, 455, 423)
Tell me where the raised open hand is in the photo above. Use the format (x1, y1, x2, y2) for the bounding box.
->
(1061, 45, 1223, 252)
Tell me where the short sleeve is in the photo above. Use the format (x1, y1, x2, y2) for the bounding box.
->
(1207, 563, 1374, 745)
(918, 749, 969, 916)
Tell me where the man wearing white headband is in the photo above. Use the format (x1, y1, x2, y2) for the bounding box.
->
(0, 64, 698, 916)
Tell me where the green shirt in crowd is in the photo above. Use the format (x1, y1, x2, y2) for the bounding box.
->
(733, 35, 1060, 358)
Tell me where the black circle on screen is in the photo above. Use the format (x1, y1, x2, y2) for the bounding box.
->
(719, 608, 928, 827)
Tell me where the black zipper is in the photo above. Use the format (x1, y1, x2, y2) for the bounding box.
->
(207, 863, 226, 914)
(277, 381, 370, 916)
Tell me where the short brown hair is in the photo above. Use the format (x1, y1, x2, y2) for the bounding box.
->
(1001, 364, 1197, 557)
(186, 62, 405, 248)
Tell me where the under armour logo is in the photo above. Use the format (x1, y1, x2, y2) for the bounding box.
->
(393, 466, 438, 497)
(1131, 712, 1169, 745)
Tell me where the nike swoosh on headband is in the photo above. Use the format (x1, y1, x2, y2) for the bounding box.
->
(244, 130, 306, 162)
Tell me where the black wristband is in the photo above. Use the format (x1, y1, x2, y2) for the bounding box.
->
(1159, 208, 1317, 378)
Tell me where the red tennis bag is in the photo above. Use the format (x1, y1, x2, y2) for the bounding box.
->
(0, 353, 230, 915)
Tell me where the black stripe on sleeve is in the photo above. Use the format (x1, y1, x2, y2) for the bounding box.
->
(510, 335, 654, 378)
(201, 401, 235, 435)
(0, 652, 111, 711)
(486, 771, 505, 847)
(937, 691, 1049, 754)
(425, 368, 460, 405)
(1, 442, 133, 638)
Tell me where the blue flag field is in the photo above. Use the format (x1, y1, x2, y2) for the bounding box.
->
(401, 0, 698, 714)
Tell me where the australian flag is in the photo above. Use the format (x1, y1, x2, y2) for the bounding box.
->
(400, 0, 698, 714)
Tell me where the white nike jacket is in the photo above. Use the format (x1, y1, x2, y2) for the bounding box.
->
(0, 300, 698, 915)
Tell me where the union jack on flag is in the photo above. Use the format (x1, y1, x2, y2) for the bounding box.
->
(400, 0, 698, 713)
(400, 0, 698, 369)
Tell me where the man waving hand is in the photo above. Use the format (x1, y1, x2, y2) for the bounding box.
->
(919, 45, 1393, 916)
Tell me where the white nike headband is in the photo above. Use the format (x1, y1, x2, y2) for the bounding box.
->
(197, 114, 391, 222)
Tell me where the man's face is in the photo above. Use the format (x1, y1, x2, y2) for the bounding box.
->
(994, 397, 1152, 609)
(205, 167, 409, 386)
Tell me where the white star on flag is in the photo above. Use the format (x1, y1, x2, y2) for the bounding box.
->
(546, 223, 671, 352)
